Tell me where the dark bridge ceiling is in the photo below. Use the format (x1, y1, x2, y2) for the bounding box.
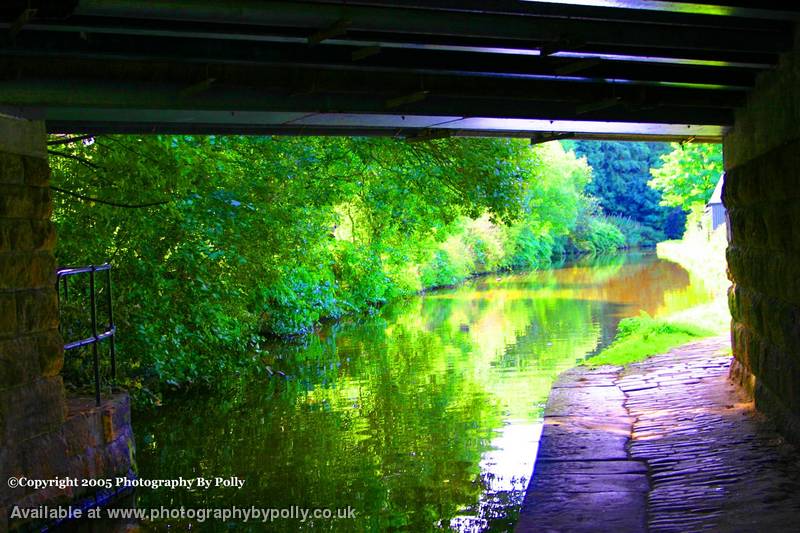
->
(0, 0, 797, 141)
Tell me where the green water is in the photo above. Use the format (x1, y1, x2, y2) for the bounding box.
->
(135, 252, 712, 531)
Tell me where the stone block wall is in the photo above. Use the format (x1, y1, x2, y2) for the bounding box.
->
(0, 114, 135, 530)
(724, 25, 800, 442)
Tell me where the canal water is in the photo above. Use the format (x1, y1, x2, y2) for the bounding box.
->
(135, 251, 713, 531)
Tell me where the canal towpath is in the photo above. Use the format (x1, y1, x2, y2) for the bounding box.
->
(517, 336, 800, 532)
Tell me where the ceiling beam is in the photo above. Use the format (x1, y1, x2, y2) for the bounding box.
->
(64, 1, 789, 55)
(0, 57, 744, 122)
(305, 0, 800, 24)
(515, 0, 800, 21)
(2, 30, 763, 90)
(42, 116, 726, 142)
(3, 19, 780, 69)
(0, 77, 736, 129)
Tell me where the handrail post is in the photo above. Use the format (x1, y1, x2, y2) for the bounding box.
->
(107, 267, 116, 388)
(89, 265, 100, 406)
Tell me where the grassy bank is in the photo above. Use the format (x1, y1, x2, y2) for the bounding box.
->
(585, 312, 714, 366)
(584, 226, 730, 367)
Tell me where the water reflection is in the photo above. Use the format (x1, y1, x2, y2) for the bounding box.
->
(136, 252, 711, 531)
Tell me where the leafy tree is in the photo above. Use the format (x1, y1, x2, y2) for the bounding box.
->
(563, 140, 684, 241)
(503, 141, 594, 266)
(648, 142, 724, 212)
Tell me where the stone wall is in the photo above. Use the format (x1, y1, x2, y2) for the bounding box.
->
(0, 114, 135, 530)
(723, 25, 800, 442)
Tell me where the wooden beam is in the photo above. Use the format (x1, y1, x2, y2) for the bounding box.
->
(385, 91, 429, 109)
(530, 132, 574, 144)
(65, 1, 792, 55)
(307, 19, 351, 46)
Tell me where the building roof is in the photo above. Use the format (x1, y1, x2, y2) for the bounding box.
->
(1, 1, 798, 139)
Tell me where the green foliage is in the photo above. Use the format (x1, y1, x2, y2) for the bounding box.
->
(502, 225, 556, 270)
(570, 215, 626, 254)
(50, 134, 621, 401)
(607, 215, 663, 248)
(648, 142, 724, 212)
(257, 265, 340, 337)
(584, 311, 712, 367)
(566, 195, 626, 254)
(50, 135, 532, 399)
(460, 216, 505, 273)
(501, 142, 592, 266)
(564, 140, 683, 239)
(421, 247, 467, 288)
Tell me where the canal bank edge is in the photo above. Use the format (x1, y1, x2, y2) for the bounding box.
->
(517, 336, 800, 532)
(517, 363, 648, 532)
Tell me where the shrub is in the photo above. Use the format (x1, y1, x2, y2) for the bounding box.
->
(570, 215, 626, 254)
(607, 216, 664, 248)
(502, 225, 555, 270)
(462, 216, 505, 273)
(420, 235, 475, 289)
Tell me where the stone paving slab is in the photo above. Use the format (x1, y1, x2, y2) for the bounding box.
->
(551, 367, 622, 388)
(536, 434, 630, 461)
(545, 386, 628, 418)
(532, 471, 650, 493)
(535, 415, 632, 461)
(517, 491, 647, 533)
(517, 336, 800, 532)
(533, 460, 648, 475)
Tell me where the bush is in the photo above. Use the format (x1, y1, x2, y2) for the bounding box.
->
(258, 266, 340, 337)
(607, 216, 664, 248)
(420, 235, 475, 289)
(333, 241, 393, 309)
(570, 215, 626, 254)
(462, 216, 505, 273)
(501, 225, 555, 270)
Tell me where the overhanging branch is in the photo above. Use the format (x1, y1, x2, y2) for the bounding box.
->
(51, 186, 171, 209)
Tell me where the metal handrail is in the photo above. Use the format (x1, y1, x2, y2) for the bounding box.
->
(56, 264, 116, 406)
